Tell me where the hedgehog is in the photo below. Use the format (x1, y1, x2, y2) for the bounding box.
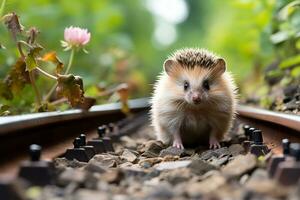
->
(150, 48, 237, 149)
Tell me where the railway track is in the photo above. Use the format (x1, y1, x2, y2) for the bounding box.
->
(0, 98, 300, 199)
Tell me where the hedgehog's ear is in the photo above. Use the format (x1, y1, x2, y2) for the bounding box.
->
(212, 58, 226, 78)
(164, 59, 178, 76)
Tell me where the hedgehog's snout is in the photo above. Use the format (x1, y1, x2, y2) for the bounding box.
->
(191, 93, 201, 104)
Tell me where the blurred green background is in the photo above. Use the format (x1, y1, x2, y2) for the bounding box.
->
(1, 0, 300, 114)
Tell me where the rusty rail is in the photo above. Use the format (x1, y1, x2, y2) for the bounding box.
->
(237, 105, 300, 132)
(0, 98, 150, 134)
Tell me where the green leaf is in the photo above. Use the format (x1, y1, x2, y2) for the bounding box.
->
(278, 0, 300, 20)
(25, 53, 37, 72)
(56, 74, 85, 107)
(0, 0, 6, 17)
(0, 43, 5, 49)
(270, 31, 290, 44)
(296, 39, 300, 49)
(291, 66, 300, 77)
(266, 69, 283, 78)
(25, 44, 43, 71)
(279, 55, 300, 69)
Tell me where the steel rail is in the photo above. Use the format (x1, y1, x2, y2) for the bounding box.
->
(237, 105, 300, 132)
(0, 98, 150, 134)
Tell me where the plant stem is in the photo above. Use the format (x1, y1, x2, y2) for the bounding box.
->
(29, 70, 42, 106)
(49, 98, 67, 106)
(16, 38, 41, 106)
(64, 48, 75, 74)
(44, 80, 58, 101)
(36, 67, 58, 80)
(17, 40, 33, 58)
(17, 42, 25, 58)
(0, 0, 6, 17)
(45, 48, 75, 101)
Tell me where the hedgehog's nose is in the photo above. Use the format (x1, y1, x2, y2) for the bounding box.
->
(192, 94, 201, 104)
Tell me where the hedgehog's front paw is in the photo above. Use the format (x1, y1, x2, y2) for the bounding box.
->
(209, 135, 221, 149)
(172, 139, 184, 149)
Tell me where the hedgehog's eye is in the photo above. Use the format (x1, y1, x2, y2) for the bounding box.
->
(203, 80, 210, 90)
(183, 81, 189, 91)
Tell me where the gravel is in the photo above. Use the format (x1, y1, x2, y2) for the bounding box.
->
(13, 121, 300, 200)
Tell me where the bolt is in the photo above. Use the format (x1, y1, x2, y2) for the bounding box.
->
(290, 143, 300, 161)
(282, 139, 290, 155)
(73, 137, 81, 148)
(243, 124, 250, 137)
(29, 144, 41, 161)
(97, 125, 106, 138)
(248, 127, 256, 141)
(252, 129, 263, 145)
(79, 134, 87, 146)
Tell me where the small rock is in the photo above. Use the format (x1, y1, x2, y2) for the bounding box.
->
(208, 155, 229, 167)
(139, 157, 163, 168)
(84, 160, 107, 174)
(199, 150, 219, 160)
(163, 155, 180, 162)
(125, 182, 146, 197)
(183, 148, 195, 156)
(285, 99, 300, 111)
(53, 157, 86, 170)
(228, 144, 245, 156)
(188, 159, 216, 175)
(288, 181, 300, 200)
(58, 168, 86, 186)
(245, 169, 290, 198)
(248, 168, 269, 181)
(144, 177, 161, 187)
(122, 166, 147, 177)
(154, 160, 192, 171)
(120, 136, 138, 149)
(159, 146, 184, 157)
(158, 168, 192, 185)
(112, 194, 131, 200)
(139, 140, 165, 157)
(239, 174, 249, 185)
(222, 154, 256, 178)
(121, 149, 138, 163)
(91, 154, 120, 168)
(146, 182, 174, 199)
(74, 189, 109, 200)
(102, 169, 124, 184)
(141, 151, 158, 158)
(186, 173, 226, 197)
(119, 162, 133, 168)
(84, 172, 100, 190)
(37, 185, 65, 200)
(200, 170, 220, 180)
(214, 147, 230, 157)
